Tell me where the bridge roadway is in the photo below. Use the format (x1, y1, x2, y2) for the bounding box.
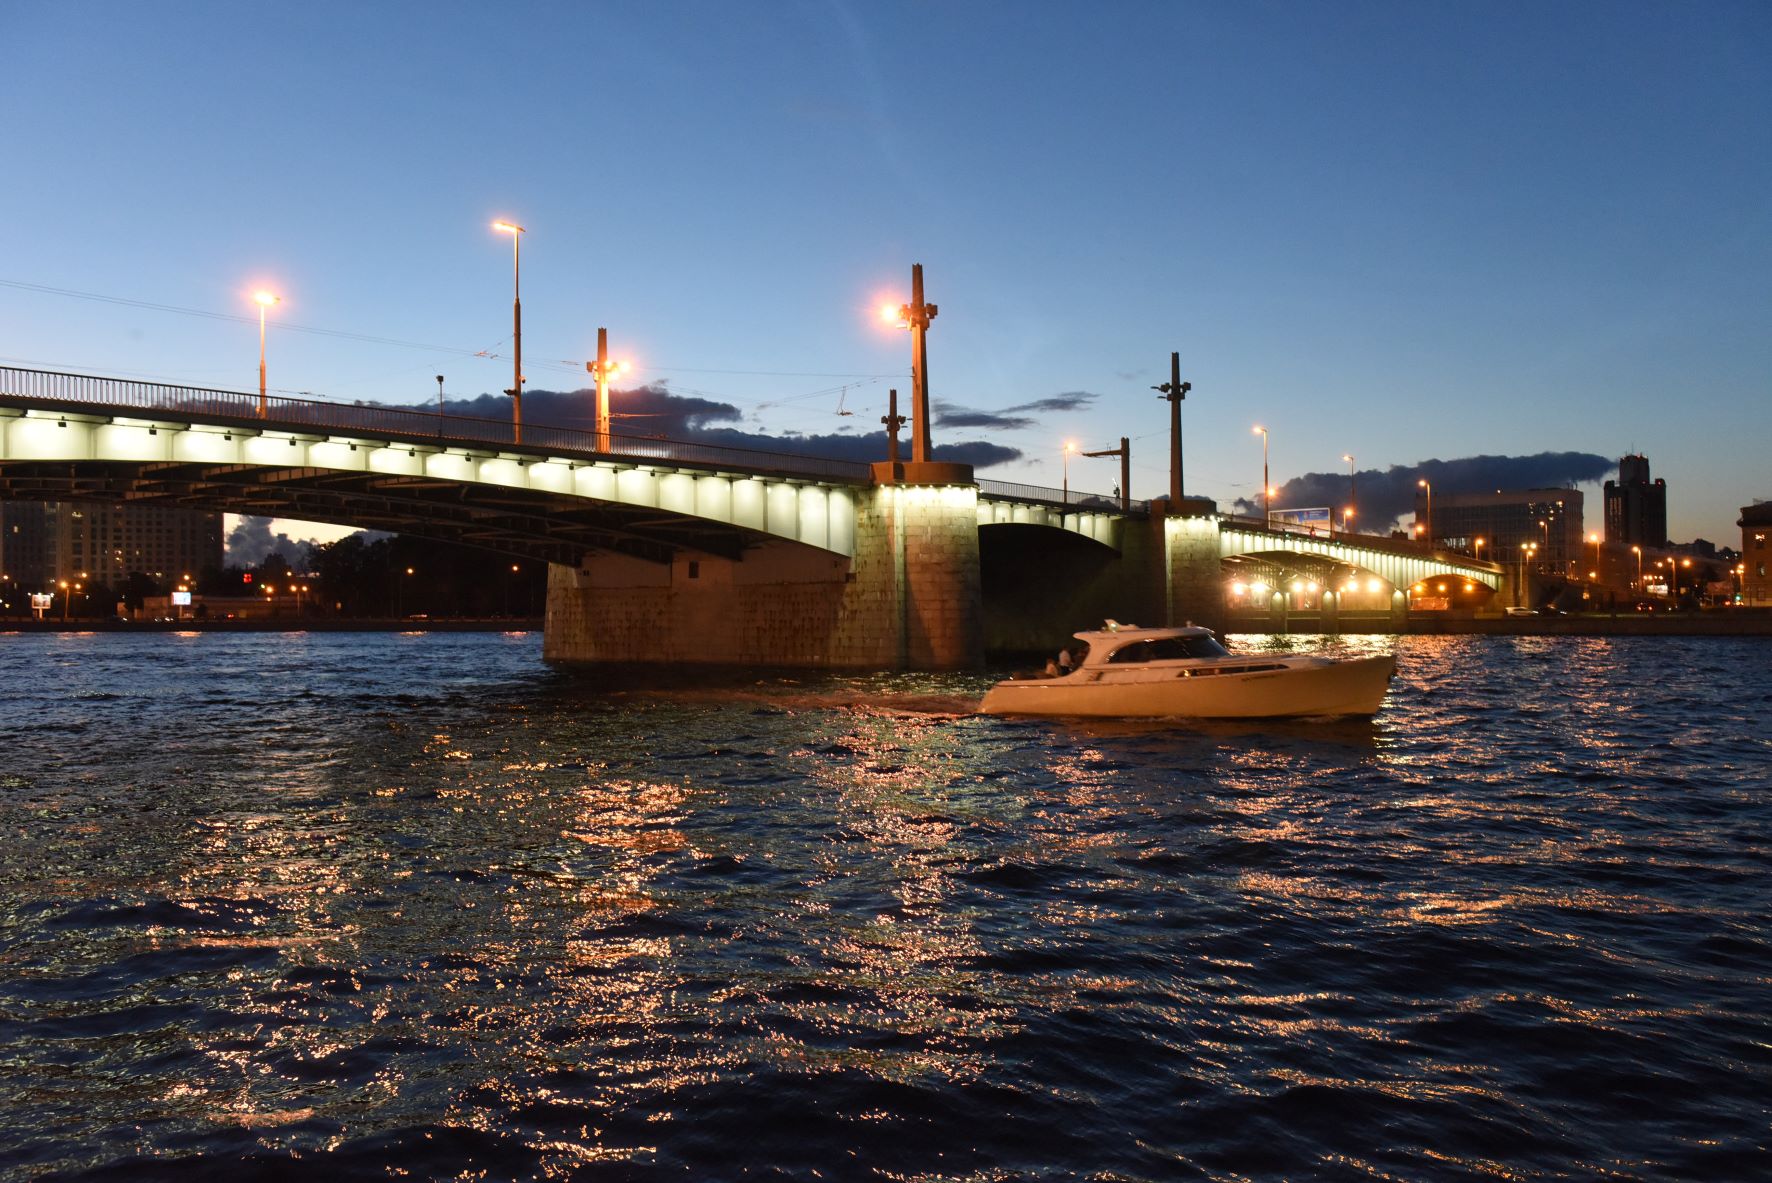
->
(0, 366, 1502, 664)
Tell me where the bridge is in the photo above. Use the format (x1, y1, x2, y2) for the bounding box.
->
(0, 366, 1501, 667)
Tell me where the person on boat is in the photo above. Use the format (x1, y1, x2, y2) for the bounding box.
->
(1043, 658, 1059, 677)
(1057, 648, 1074, 674)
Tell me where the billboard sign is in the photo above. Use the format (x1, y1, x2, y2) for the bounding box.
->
(1268, 507, 1332, 534)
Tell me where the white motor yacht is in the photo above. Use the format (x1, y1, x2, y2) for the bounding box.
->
(979, 622, 1396, 719)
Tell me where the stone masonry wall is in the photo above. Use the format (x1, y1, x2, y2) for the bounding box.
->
(542, 484, 984, 670)
(1165, 514, 1227, 632)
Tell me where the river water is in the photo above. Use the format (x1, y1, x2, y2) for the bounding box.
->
(0, 631, 1767, 1181)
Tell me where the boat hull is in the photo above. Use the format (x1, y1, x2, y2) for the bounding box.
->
(979, 654, 1397, 719)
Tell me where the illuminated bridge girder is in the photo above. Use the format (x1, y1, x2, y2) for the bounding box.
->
(977, 497, 1120, 550)
(0, 408, 862, 565)
(1215, 523, 1502, 591)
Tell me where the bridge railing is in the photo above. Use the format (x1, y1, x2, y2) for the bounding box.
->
(1218, 512, 1499, 569)
(977, 478, 1145, 514)
(0, 365, 875, 483)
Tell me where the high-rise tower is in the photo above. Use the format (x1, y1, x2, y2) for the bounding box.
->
(1603, 454, 1667, 548)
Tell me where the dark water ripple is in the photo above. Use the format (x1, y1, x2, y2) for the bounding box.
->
(1, 630, 1769, 1180)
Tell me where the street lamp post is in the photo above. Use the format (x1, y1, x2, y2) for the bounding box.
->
(1671, 557, 1692, 606)
(1417, 478, 1432, 547)
(1062, 441, 1076, 505)
(254, 291, 280, 417)
(1082, 438, 1131, 511)
(880, 264, 940, 462)
(1343, 453, 1355, 535)
(586, 327, 629, 453)
(1632, 545, 1643, 590)
(1153, 352, 1190, 504)
(1252, 425, 1269, 522)
(1473, 537, 1486, 562)
(492, 220, 525, 443)
(1520, 542, 1538, 607)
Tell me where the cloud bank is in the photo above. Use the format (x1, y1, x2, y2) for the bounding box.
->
(437, 384, 1024, 469)
(1231, 452, 1616, 528)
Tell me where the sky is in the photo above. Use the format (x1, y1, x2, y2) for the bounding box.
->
(3, 1, 1768, 551)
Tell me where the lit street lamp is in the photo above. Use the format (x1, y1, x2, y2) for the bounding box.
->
(1417, 478, 1432, 546)
(254, 290, 280, 417)
(1343, 453, 1356, 534)
(492, 220, 525, 443)
(1473, 536, 1486, 562)
(1671, 557, 1692, 605)
(1632, 544, 1642, 589)
(1062, 440, 1077, 505)
(879, 264, 939, 463)
(1252, 425, 1269, 522)
(586, 327, 630, 452)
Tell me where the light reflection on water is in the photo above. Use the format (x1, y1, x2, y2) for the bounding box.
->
(0, 630, 1768, 1180)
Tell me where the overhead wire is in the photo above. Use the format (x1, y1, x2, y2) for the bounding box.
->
(0, 277, 899, 393)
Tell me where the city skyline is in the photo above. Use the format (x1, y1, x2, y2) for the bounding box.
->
(4, 2, 1767, 547)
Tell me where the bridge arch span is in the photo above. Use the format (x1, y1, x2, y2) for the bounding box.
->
(1216, 522, 1503, 591)
(0, 406, 861, 565)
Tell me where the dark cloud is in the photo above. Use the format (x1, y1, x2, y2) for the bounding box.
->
(444, 384, 741, 436)
(1230, 452, 1615, 528)
(225, 516, 321, 569)
(929, 390, 1097, 432)
(1003, 391, 1099, 414)
(390, 385, 1021, 470)
(686, 425, 1020, 469)
(934, 407, 1036, 431)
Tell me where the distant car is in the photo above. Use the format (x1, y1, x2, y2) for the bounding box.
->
(1504, 607, 1538, 616)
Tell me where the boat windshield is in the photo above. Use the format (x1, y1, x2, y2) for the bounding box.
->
(1104, 634, 1232, 663)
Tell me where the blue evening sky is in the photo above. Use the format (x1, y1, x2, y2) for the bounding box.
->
(3, 1, 1767, 544)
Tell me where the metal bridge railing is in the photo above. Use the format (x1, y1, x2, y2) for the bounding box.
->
(1, 366, 1152, 507)
(977, 478, 1145, 514)
(1219, 513, 1500, 569)
(0, 365, 876, 483)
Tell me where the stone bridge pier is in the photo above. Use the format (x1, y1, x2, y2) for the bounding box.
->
(544, 463, 987, 670)
(541, 474, 1232, 671)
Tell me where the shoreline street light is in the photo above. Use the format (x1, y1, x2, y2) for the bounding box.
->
(1520, 541, 1538, 607)
(1632, 544, 1642, 589)
(1589, 532, 1602, 583)
(1474, 536, 1486, 563)
(1343, 454, 1356, 534)
(254, 291, 280, 417)
(1417, 478, 1432, 547)
(492, 220, 525, 444)
(1252, 425, 1269, 523)
(436, 374, 445, 417)
(1062, 440, 1077, 505)
(586, 327, 630, 452)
